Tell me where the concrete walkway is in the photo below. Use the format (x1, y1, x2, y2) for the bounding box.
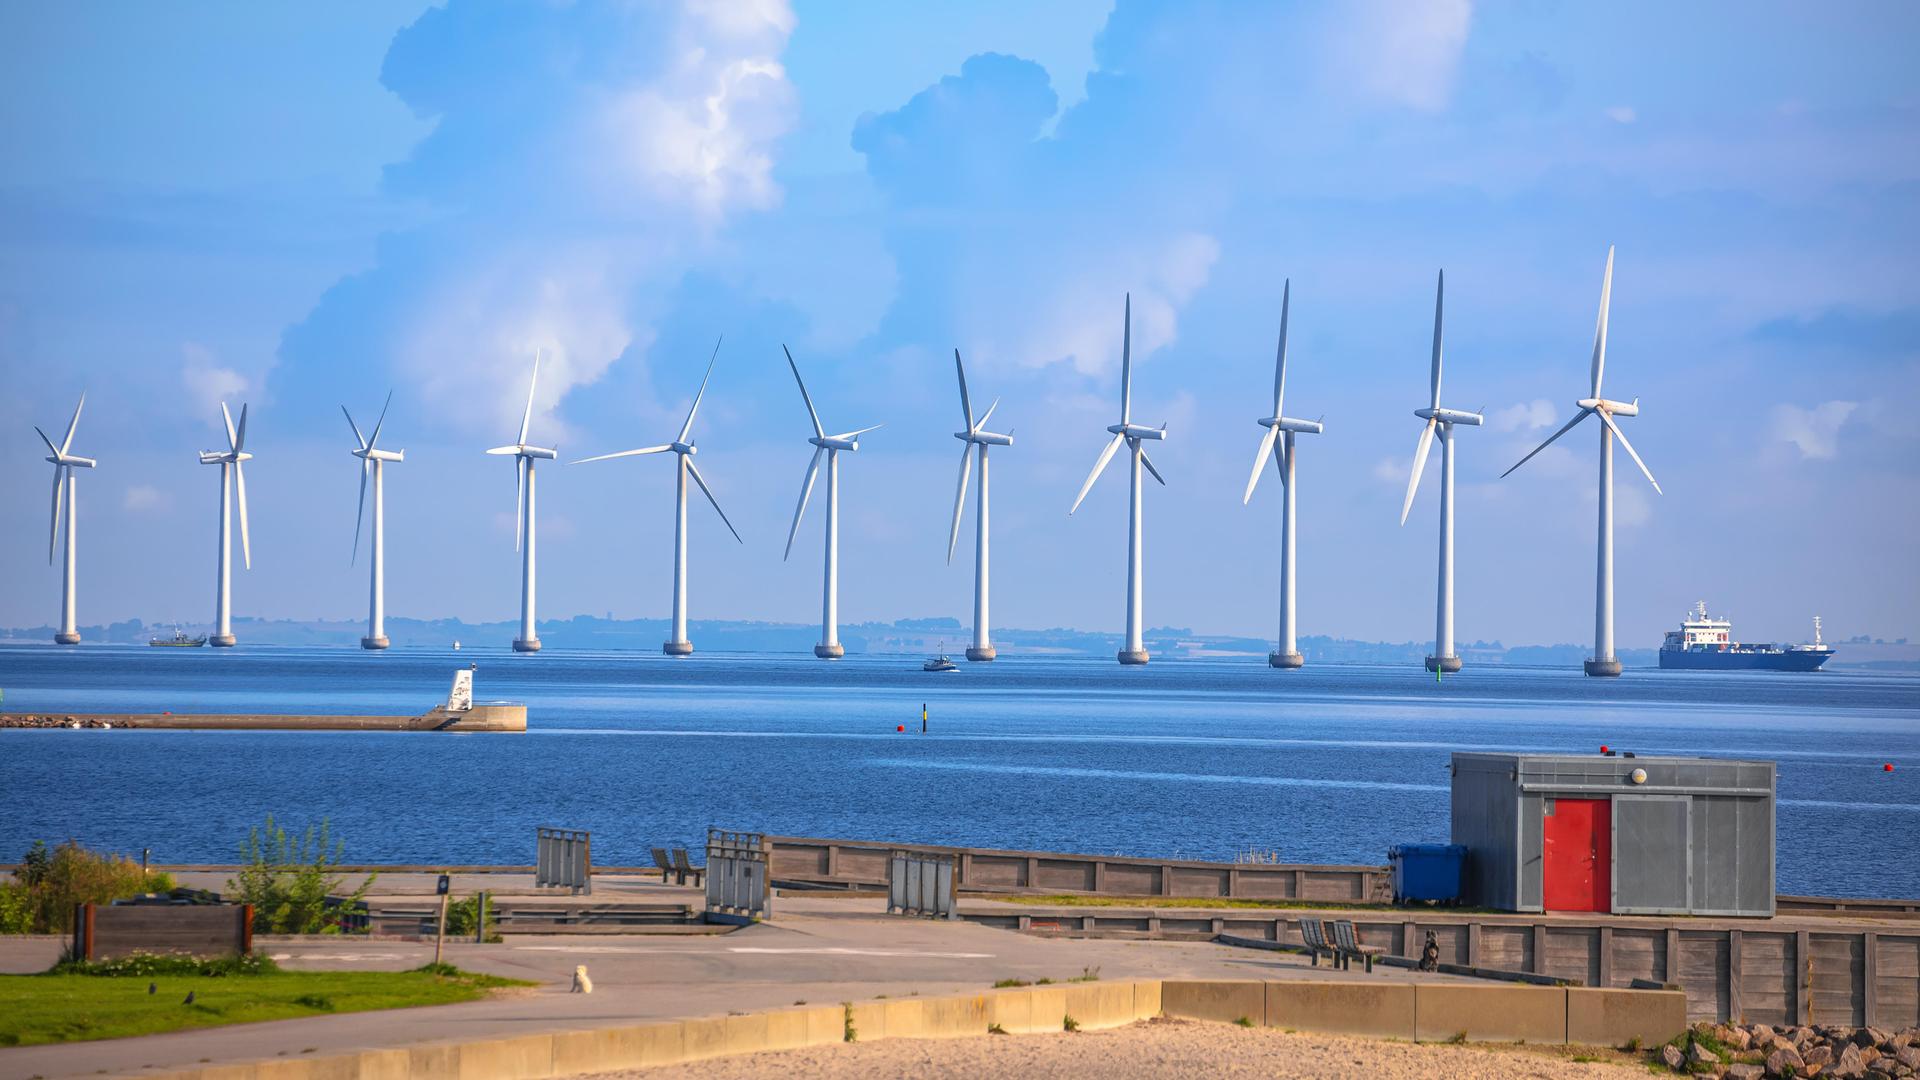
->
(0, 895, 1463, 1079)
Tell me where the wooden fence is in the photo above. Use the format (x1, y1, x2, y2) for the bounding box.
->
(72, 903, 252, 962)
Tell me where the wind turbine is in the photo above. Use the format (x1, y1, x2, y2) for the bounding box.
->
(1398, 271, 1483, 674)
(198, 402, 252, 647)
(945, 349, 1013, 661)
(782, 346, 881, 659)
(486, 352, 556, 653)
(343, 393, 403, 651)
(37, 394, 95, 644)
(1069, 294, 1168, 666)
(1240, 281, 1322, 669)
(1502, 246, 1661, 677)
(574, 339, 741, 656)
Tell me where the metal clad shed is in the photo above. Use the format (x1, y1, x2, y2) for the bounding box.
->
(1451, 752, 1775, 917)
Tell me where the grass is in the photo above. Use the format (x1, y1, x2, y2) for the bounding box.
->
(996, 893, 1504, 914)
(992, 978, 1031, 989)
(0, 963, 530, 1047)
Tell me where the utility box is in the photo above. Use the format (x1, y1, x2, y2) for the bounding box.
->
(1451, 752, 1775, 917)
(1389, 843, 1466, 904)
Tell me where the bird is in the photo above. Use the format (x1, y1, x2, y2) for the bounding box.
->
(148, 981, 156, 995)
(183, 990, 195, 1005)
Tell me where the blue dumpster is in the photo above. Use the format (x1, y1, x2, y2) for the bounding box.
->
(1388, 843, 1466, 904)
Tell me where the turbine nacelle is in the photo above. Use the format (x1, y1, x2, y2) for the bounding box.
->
(486, 444, 558, 460)
(352, 447, 406, 463)
(45, 455, 97, 468)
(1107, 422, 1167, 441)
(956, 429, 1014, 446)
(670, 441, 695, 456)
(1413, 407, 1483, 426)
(199, 450, 252, 465)
(1256, 416, 1323, 435)
(1577, 397, 1639, 416)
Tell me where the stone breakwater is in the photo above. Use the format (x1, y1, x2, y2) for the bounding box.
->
(0, 714, 129, 728)
(1660, 1021, 1920, 1079)
(0, 704, 526, 732)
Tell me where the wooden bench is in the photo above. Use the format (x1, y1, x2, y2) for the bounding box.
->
(1298, 917, 1336, 967)
(1330, 918, 1384, 973)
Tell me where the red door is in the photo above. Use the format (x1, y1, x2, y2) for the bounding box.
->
(1542, 797, 1611, 912)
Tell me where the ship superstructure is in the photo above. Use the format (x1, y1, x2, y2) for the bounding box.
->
(1658, 602, 1833, 671)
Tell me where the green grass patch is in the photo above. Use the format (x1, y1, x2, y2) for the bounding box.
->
(992, 978, 1031, 989)
(0, 964, 531, 1047)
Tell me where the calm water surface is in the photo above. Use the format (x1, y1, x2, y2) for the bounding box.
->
(2, 645, 1915, 897)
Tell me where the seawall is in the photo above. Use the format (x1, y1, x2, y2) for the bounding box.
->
(0, 703, 525, 732)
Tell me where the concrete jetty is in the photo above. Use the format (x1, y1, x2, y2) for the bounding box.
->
(0, 668, 525, 732)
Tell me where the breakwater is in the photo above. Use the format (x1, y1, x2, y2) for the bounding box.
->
(0, 703, 524, 732)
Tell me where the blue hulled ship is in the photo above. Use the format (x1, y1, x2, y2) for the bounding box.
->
(1658, 602, 1834, 672)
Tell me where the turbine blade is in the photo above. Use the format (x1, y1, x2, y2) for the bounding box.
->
(234, 459, 251, 570)
(49, 465, 64, 563)
(368, 390, 392, 450)
(1274, 280, 1290, 417)
(60, 393, 85, 455)
(687, 459, 741, 544)
(783, 345, 825, 439)
(830, 423, 884, 441)
(784, 446, 823, 560)
(1400, 418, 1438, 526)
(1140, 448, 1166, 486)
(1120, 293, 1133, 423)
(233, 403, 248, 454)
(1501, 408, 1591, 479)
(569, 445, 672, 464)
(954, 349, 974, 430)
(221, 402, 238, 452)
(1591, 246, 1614, 399)
(679, 337, 721, 444)
(1430, 270, 1444, 410)
(35, 425, 59, 457)
(1242, 425, 1279, 505)
(342, 406, 366, 451)
(518, 349, 540, 447)
(352, 458, 368, 565)
(974, 397, 999, 432)
(1595, 408, 1662, 494)
(1274, 433, 1288, 478)
(946, 444, 972, 564)
(485, 445, 522, 455)
(515, 455, 525, 553)
(1069, 431, 1126, 514)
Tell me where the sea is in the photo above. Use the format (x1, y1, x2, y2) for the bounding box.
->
(2, 644, 1916, 899)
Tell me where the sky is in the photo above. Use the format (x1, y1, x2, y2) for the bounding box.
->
(2, 0, 1917, 649)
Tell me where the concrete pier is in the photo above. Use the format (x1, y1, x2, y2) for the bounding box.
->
(0, 703, 524, 732)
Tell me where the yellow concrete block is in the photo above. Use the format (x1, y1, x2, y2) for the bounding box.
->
(917, 993, 989, 1038)
(804, 1004, 846, 1045)
(1265, 979, 1416, 1038)
(1028, 986, 1069, 1032)
(407, 1041, 462, 1080)
(846, 1000, 888, 1043)
(1415, 984, 1567, 1044)
(881, 998, 927, 1037)
(455, 1032, 556, 1079)
(722, 1011, 772, 1056)
(1134, 979, 1163, 1021)
(1065, 981, 1137, 1030)
(1161, 979, 1266, 1026)
(354, 1047, 412, 1080)
(986, 987, 1034, 1033)
(681, 1016, 731, 1062)
(763, 1005, 842, 1051)
(254, 1056, 363, 1080)
(1566, 987, 1686, 1049)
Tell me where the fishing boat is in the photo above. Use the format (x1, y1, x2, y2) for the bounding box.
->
(922, 644, 958, 672)
(148, 627, 206, 648)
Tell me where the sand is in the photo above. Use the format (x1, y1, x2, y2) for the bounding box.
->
(590, 1017, 1646, 1078)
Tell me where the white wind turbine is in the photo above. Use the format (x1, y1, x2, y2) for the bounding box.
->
(486, 352, 557, 653)
(945, 349, 1013, 661)
(37, 394, 95, 645)
(782, 345, 881, 659)
(1069, 294, 1168, 666)
(198, 402, 252, 647)
(1398, 271, 1483, 674)
(1240, 281, 1322, 669)
(574, 339, 741, 656)
(1502, 246, 1661, 677)
(343, 393, 403, 651)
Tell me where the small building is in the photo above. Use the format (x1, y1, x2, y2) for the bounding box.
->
(1451, 752, 1775, 917)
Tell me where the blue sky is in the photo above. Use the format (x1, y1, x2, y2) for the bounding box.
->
(3, 1, 1916, 647)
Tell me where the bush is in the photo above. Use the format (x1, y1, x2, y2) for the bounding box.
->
(49, 951, 280, 977)
(225, 817, 375, 935)
(442, 895, 499, 941)
(3, 840, 175, 934)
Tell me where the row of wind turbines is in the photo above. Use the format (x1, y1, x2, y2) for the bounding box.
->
(35, 247, 1659, 675)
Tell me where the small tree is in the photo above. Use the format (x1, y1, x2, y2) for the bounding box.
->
(227, 817, 376, 934)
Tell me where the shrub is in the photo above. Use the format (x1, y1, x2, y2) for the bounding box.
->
(226, 817, 375, 935)
(442, 895, 499, 941)
(51, 951, 279, 977)
(4, 840, 175, 933)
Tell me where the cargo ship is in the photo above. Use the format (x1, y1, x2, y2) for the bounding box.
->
(1657, 603, 1834, 671)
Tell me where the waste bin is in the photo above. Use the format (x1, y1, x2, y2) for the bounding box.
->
(1388, 843, 1466, 904)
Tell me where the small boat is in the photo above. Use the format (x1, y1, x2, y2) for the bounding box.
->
(453, 640, 462, 651)
(922, 654, 958, 672)
(149, 627, 206, 648)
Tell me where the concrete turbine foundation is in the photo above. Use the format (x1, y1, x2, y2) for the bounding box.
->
(1269, 651, 1303, 668)
(514, 638, 543, 653)
(966, 646, 997, 662)
(1425, 655, 1462, 673)
(663, 640, 693, 656)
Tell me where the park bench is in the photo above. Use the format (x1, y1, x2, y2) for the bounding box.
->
(672, 848, 705, 888)
(651, 848, 676, 884)
(1297, 917, 1336, 967)
(1330, 919, 1384, 973)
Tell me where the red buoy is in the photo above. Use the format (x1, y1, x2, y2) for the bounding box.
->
(1599, 745, 1609, 754)
(896, 725, 905, 733)
(1886, 763, 1896, 772)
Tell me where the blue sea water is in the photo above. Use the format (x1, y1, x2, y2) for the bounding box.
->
(1, 644, 1916, 898)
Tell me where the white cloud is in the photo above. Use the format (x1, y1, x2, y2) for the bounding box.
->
(1772, 400, 1858, 459)
(1491, 399, 1556, 432)
(1005, 231, 1220, 378)
(123, 485, 170, 513)
(1372, 456, 1407, 484)
(180, 342, 247, 407)
(1604, 106, 1637, 124)
(1328, 0, 1473, 112)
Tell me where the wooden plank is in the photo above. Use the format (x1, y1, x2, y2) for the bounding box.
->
(1728, 929, 1743, 1022)
(1598, 926, 1614, 988)
(1809, 933, 1865, 1027)
(1796, 929, 1811, 1026)
(1864, 932, 1878, 1029)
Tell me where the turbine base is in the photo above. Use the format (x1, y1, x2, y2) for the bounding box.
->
(1268, 651, 1304, 669)
(814, 643, 845, 659)
(53, 632, 81, 645)
(965, 645, 997, 662)
(360, 636, 390, 651)
(662, 640, 693, 657)
(209, 635, 237, 648)
(513, 638, 543, 653)
(1117, 649, 1150, 665)
(1425, 655, 1462, 674)
(1583, 658, 1623, 677)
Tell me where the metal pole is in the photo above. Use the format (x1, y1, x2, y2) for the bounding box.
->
(215, 461, 232, 641)
(369, 461, 385, 644)
(972, 444, 990, 657)
(820, 451, 840, 654)
(59, 471, 78, 642)
(1280, 431, 1298, 657)
(434, 891, 448, 966)
(1122, 441, 1145, 662)
(1595, 422, 1614, 666)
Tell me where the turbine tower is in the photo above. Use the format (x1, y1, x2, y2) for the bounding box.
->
(1240, 281, 1322, 669)
(1069, 294, 1168, 666)
(574, 339, 741, 656)
(782, 345, 881, 659)
(945, 349, 1013, 661)
(1502, 246, 1661, 677)
(36, 394, 95, 645)
(344, 393, 403, 651)
(486, 352, 556, 653)
(1398, 271, 1483, 674)
(198, 402, 252, 647)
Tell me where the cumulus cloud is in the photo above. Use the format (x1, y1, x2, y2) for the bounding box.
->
(180, 343, 247, 407)
(123, 485, 170, 513)
(1772, 400, 1858, 459)
(1327, 0, 1474, 112)
(1491, 399, 1556, 432)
